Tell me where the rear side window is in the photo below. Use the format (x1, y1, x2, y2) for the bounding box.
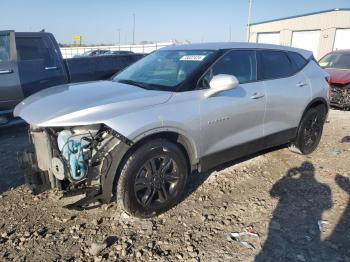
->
(0, 35, 10, 63)
(259, 50, 294, 80)
(198, 50, 257, 88)
(288, 51, 307, 71)
(16, 37, 54, 64)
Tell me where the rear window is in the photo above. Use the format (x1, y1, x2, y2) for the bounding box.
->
(259, 50, 294, 80)
(288, 51, 307, 71)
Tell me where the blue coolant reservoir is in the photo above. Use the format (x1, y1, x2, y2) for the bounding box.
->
(57, 130, 89, 181)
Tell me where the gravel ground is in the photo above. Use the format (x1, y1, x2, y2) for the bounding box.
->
(0, 109, 349, 262)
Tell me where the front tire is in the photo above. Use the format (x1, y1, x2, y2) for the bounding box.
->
(116, 139, 188, 218)
(290, 105, 326, 155)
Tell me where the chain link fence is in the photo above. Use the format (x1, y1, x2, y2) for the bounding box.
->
(60, 41, 177, 58)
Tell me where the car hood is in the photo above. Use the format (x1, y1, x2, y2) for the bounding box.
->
(325, 68, 350, 85)
(14, 81, 173, 127)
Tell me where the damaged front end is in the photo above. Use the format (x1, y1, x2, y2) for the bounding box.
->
(330, 83, 350, 109)
(19, 125, 132, 208)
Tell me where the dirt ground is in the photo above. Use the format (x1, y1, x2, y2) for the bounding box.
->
(0, 109, 349, 262)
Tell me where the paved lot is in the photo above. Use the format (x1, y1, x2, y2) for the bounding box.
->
(0, 110, 349, 262)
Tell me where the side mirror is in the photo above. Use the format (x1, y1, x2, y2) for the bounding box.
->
(204, 74, 239, 98)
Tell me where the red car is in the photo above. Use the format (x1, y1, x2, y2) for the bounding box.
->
(319, 50, 350, 109)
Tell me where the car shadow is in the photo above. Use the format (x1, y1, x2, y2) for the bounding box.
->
(66, 144, 286, 211)
(255, 161, 350, 261)
(180, 144, 286, 204)
(0, 124, 29, 194)
(324, 174, 350, 258)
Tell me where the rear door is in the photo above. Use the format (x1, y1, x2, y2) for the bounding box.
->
(0, 31, 23, 110)
(15, 33, 68, 97)
(258, 50, 311, 137)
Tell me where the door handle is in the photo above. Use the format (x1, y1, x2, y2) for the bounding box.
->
(297, 81, 308, 87)
(45, 66, 58, 70)
(251, 93, 265, 99)
(0, 69, 13, 74)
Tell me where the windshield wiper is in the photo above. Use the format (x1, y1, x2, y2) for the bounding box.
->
(117, 79, 150, 89)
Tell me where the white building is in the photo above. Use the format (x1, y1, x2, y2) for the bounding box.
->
(249, 8, 350, 59)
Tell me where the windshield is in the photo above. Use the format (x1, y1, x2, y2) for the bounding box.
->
(319, 53, 350, 70)
(113, 50, 215, 91)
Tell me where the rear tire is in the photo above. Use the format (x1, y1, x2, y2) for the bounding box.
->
(116, 139, 188, 218)
(289, 105, 326, 155)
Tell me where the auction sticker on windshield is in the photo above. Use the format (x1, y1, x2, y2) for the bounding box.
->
(180, 55, 206, 61)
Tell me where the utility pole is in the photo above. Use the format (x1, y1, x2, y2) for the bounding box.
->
(229, 25, 232, 42)
(246, 0, 253, 42)
(132, 13, 136, 45)
(117, 28, 121, 50)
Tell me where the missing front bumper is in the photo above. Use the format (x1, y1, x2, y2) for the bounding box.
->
(18, 126, 132, 208)
(330, 84, 350, 109)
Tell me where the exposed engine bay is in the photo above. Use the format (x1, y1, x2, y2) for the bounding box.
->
(330, 83, 350, 109)
(55, 125, 100, 182)
(19, 125, 132, 208)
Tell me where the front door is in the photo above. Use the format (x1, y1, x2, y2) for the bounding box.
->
(199, 50, 266, 161)
(0, 31, 23, 111)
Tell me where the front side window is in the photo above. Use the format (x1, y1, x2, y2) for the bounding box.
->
(0, 35, 10, 63)
(319, 53, 350, 70)
(16, 37, 54, 65)
(114, 50, 216, 91)
(198, 50, 257, 89)
(259, 50, 294, 80)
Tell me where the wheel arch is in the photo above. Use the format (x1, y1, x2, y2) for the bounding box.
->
(100, 129, 198, 203)
(130, 130, 199, 171)
(301, 97, 329, 120)
(292, 97, 328, 144)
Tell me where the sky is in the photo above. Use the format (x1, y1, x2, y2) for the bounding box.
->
(1, 0, 349, 45)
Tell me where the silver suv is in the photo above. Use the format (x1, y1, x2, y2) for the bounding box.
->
(15, 43, 329, 217)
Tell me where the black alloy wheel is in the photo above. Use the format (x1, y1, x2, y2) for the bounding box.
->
(134, 156, 181, 208)
(303, 111, 322, 150)
(291, 105, 326, 155)
(116, 139, 188, 218)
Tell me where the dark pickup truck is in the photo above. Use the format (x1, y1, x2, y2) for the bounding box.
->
(0, 30, 144, 126)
